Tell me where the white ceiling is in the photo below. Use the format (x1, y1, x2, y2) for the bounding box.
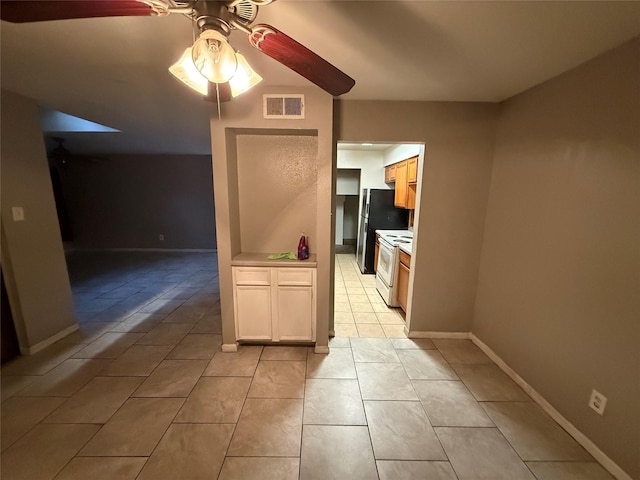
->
(2, 1, 639, 155)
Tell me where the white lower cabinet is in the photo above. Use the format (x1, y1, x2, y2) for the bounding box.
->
(232, 266, 316, 342)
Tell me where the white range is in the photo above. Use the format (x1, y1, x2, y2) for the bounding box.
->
(375, 229, 413, 307)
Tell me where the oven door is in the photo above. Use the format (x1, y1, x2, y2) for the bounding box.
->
(376, 238, 397, 287)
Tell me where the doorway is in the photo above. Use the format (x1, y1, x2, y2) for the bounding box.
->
(333, 142, 424, 339)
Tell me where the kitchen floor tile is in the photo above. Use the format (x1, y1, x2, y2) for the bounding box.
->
(334, 311, 355, 324)
(135, 322, 192, 346)
(108, 312, 165, 333)
(351, 302, 375, 313)
(350, 337, 399, 363)
(247, 360, 306, 398)
(0, 375, 39, 402)
(525, 461, 616, 480)
(227, 398, 303, 457)
(334, 323, 359, 337)
(397, 349, 459, 380)
(0, 423, 100, 480)
(43, 376, 143, 424)
(0, 342, 85, 376)
(356, 363, 417, 400)
(381, 324, 407, 338)
(306, 348, 357, 379)
(79, 397, 184, 456)
(356, 323, 386, 337)
(376, 461, 458, 480)
(203, 346, 263, 377)
(218, 457, 300, 480)
(432, 339, 493, 364)
(71, 332, 144, 359)
(435, 427, 536, 480)
(1, 396, 66, 452)
(101, 345, 173, 376)
(352, 312, 379, 324)
(53, 457, 147, 480)
(261, 345, 308, 361)
(365, 401, 446, 460)
(376, 312, 405, 325)
(174, 376, 251, 423)
(133, 359, 208, 397)
(300, 425, 378, 480)
(412, 380, 494, 427)
(334, 301, 352, 313)
(19, 359, 111, 397)
(482, 401, 593, 461)
(303, 379, 366, 425)
(137, 423, 234, 480)
(328, 336, 351, 348)
(165, 333, 221, 359)
(161, 305, 207, 324)
(451, 363, 530, 401)
(391, 337, 436, 350)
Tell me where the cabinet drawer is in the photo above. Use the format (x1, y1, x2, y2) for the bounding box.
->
(234, 268, 271, 285)
(277, 268, 314, 286)
(399, 250, 411, 268)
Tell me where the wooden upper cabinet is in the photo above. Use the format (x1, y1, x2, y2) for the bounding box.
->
(407, 156, 418, 183)
(384, 164, 396, 183)
(394, 160, 408, 208)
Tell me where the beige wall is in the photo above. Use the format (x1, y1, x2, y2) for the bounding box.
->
(236, 135, 317, 253)
(473, 38, 640, 478)
(335, 101, 499, 332)
(210, 86, 334, 348)
(1, 90, 76, 351)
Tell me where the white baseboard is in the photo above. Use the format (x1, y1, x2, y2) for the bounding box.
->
(408, 330, 470, 339)
(314, 346, 330, 354)
(21, 323, 79, 355)
(221, 343, 238, 353)
(470, 333, 632, 480)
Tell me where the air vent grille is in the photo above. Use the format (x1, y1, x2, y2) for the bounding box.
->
(230, 0, 258, 24)
(263, 94, 305, 119)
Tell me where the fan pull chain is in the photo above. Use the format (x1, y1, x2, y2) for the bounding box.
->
(215, 83, 222, 120)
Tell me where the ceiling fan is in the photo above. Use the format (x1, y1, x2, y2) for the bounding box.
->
(0, 0, 356, 102)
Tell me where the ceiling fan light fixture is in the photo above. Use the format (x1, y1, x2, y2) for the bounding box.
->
(168, 47, 209, 96)
(192, 29, 238, 83)
(230, 51, 263, 97)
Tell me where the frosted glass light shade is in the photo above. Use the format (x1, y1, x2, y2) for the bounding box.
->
(229, 52, 263, 97)
(168, 47, 208, 95)
(192, 30, 237, 83)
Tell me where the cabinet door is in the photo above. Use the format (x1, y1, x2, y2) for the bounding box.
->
(235, 285, 272, 340)
(385, 164, 396, 183)
(276, 286, 314, 341)
(394, 161, 408, 208)
(407, 157, 418, 183)
(397, 262, 410, 312)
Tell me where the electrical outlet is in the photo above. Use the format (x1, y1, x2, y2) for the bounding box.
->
(589, 389, 607, 415)
(159, 234, 165, 241)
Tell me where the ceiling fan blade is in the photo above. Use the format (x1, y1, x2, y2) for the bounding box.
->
(0, 0, 156, 23)
(248, 24, 355, 97)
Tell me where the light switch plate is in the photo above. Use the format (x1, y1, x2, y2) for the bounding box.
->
(12, 206, 25, 221)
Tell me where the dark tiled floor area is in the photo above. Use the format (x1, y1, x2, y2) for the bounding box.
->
(0, 251, 614, 479)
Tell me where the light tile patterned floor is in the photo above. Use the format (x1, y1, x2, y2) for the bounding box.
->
(334, 253, 407, 339)
(0, 251, 615, 480)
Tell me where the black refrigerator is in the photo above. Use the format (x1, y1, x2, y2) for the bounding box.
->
(356, 188, 409, 274)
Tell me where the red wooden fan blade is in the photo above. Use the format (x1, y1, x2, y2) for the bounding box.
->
(0, 0, 155, 23)
(249, 24, 355, 96)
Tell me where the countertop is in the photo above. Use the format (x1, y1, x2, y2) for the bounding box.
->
(399, 244, 412, 255)
(232, 252, 318, 268)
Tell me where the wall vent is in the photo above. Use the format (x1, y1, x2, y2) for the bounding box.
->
(263, 94, 305, 119)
